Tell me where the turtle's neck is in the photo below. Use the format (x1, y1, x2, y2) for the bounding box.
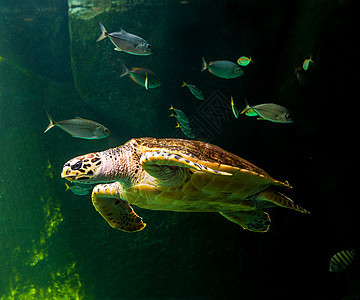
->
(98, 146, 134, 188)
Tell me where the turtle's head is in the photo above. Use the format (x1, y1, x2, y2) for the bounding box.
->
(61, 152, 104, 184)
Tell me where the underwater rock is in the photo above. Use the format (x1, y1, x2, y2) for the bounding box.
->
(0, 57, 92, 298)
(68, 0, 170, 138)
(68, 0, 113, 20)
(0, 1, 71, 82)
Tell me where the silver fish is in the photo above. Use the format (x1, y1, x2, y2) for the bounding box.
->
(329, 249, 356, 273)
(96, 22, 152, 56)
(44, 109, 110, 139)
(201, 57, 243, 79)
(181, 81, 204, 100)
(241, 101, 293, 123)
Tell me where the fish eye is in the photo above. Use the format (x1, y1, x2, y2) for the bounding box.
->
(71, 161, 83, 170)
(146, 44, 151, 49)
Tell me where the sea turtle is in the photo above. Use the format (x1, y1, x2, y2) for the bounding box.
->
(61, 137, 309, 233)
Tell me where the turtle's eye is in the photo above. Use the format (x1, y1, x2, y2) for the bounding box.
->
(71, 161, 83, 170)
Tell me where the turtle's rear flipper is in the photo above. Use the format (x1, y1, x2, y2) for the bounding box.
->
(254, 190, 310, 214)
(92, 183, 146, 232)
(220, 210, 271, 232)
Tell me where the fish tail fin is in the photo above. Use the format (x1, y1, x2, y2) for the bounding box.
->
(43, 108, 56, 133)
(230, 95, 234, 105)
(169, 105, 174, 111)
(96, 22, 108, 42)
(181, 81, 187, 87)
(201, 57, 207, 72)
(169, 113, 175, 117)
(65, 183, 70, 191)
(240, 98, 251, 114)
(120, 64, 130, 77)
(175, 121, 181, 128)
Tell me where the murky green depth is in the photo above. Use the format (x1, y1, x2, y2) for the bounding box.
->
(1, 0, 359, 299)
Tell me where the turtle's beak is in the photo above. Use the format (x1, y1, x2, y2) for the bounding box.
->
(61, 162, 78, 181)
(61, 153, 103, 183)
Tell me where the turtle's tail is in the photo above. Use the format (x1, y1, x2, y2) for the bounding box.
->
(254, 190, 310, 214)
(43, 107, 56, 133)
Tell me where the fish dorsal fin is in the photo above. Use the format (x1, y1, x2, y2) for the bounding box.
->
(119, 28, 127, 33)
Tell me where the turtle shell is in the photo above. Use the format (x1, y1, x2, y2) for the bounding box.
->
(123, 138, 290, 212)
(136, 138, 262, 171)
(135, 137, 284, 182)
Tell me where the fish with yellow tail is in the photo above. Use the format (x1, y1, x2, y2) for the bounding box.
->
(181, 81, 204, 100)
(169, 105, 195, 138)
(302, 55, 314, 71)
(175, 121, 195, 139)
(65, 183, 90, 196)
(201, 57, 243, 79)
(170, 112, 189, 128)
(240, 99, 260, 117)
(169, 105, 190, 124)
(237, 56, 253, 66)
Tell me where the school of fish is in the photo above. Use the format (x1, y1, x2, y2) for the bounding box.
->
(43, 20, 355, 275)
(43, 21, 297, 140)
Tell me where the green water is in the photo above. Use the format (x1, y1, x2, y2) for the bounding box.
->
(0, 0, 359, 299)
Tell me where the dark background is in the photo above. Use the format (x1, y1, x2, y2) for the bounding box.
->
(1, 0, 359, 299)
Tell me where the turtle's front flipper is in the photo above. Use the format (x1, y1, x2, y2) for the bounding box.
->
(220, 210, 271, 232)
(140, 150, 231, 186)
(92, 182, 146, 232)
